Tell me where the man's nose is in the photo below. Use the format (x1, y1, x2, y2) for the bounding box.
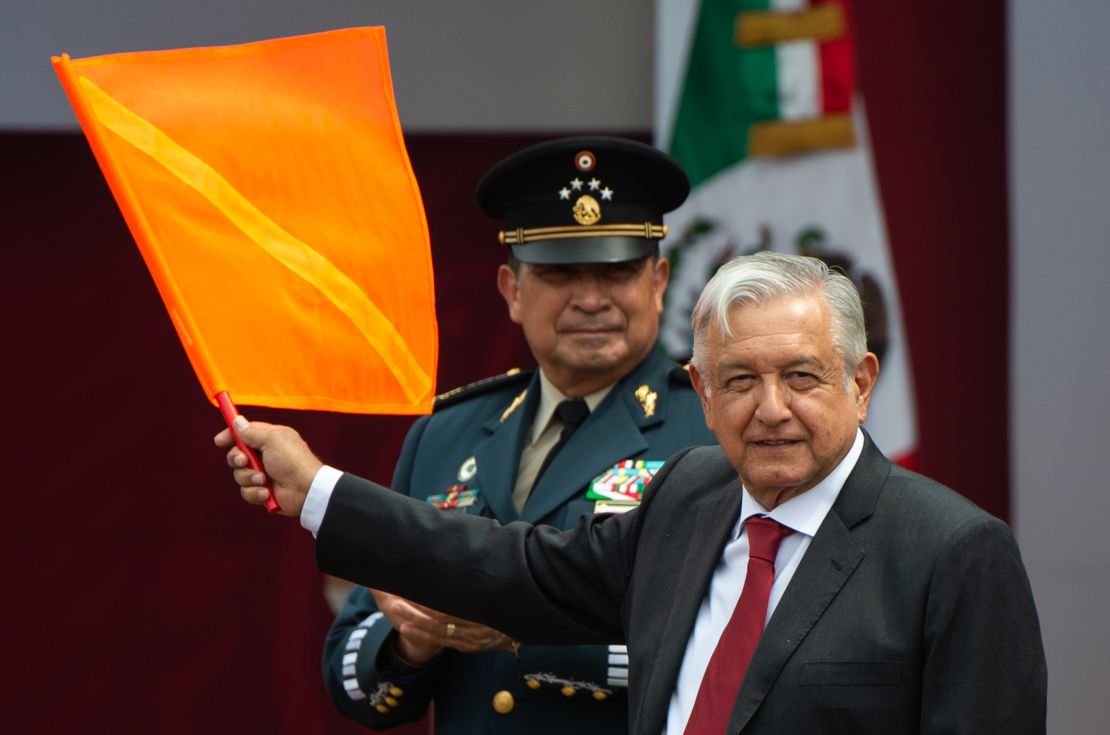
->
(753, 381, 791, 425)
(569, 273, 610, 311)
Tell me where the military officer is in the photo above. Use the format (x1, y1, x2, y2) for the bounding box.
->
(322, 137, 716, 734)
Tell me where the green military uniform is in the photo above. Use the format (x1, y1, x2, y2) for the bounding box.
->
(323, 347, 715, 733)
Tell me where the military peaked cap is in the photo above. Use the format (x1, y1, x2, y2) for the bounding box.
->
(476, 136, 689, 264)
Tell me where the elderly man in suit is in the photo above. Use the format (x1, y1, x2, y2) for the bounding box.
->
(219, 251, 1046, 734)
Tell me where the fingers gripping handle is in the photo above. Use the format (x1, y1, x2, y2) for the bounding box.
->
(216, 392, 280, 514)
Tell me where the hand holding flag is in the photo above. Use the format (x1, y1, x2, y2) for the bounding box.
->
(215, 416, 319, 518)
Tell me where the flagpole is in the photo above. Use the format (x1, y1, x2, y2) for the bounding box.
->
(215, 391, 280, 514)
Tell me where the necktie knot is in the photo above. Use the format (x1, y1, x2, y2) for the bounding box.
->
(555, 398, 590, 434)
(745, 516, 793, 564)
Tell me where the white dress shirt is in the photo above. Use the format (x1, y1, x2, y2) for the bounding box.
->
(662, 428, 865, 734)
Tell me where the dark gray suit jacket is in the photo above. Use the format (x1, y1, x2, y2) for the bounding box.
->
(317, 437, 1047, 734)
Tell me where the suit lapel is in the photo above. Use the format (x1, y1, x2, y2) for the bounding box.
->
(725, 437, 889, 733)
(638, 479, 743, 735)
(472, 378, 538, 524)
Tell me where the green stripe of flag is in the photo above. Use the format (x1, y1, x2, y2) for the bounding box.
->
(669, 0, 779, 189)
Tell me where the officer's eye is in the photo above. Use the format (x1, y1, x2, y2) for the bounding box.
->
(602, 263, 641, 282)
(533, 266, 574, 282)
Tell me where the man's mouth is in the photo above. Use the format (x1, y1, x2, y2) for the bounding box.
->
(561, 326, 620, 334)
(753, 439, 800, 446)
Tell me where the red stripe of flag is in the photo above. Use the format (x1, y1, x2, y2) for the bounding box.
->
(818, 0, 855, 114)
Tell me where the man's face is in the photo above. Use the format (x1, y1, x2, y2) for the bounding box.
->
(497, 257, 669, 395)
(689, 294, 878, 508)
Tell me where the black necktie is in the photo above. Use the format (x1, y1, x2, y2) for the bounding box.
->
(531, 398, 590, 491)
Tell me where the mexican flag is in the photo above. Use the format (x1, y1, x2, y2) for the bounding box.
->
(656, 0, 918, 465)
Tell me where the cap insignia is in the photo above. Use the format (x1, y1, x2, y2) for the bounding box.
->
(573, 194, 602, 225)
(634, 384, 657, 418)
(575, 150, 596, 172)
(588, 179, 612, 199)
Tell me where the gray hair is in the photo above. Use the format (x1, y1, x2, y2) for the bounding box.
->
(690, 251, 867, 388)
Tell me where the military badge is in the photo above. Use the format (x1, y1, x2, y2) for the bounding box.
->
(587, 459, 665, 512)
(457, 455, 477, 482)
(501, 388, 528, 422)
(634, 384, 657, 418)
(425, 484, 478, 510)
(572, 193, 601, 225)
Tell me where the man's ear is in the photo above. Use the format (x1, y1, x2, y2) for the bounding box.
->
(652, 257, 671, 314)
(496, 264, 523, 325)
(688, 362, 714, 429)
(853, 352, 880, 423)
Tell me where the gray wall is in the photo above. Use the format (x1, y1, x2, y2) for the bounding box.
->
(3, 0, 652, 131)
(4, 1, 1108, 730)
(1010, 1, 1110, 730)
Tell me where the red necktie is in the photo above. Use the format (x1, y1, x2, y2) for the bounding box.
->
(684, 516, 793, 734)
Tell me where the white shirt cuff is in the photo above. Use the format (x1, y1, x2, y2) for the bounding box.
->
(301, 465, 343, 538)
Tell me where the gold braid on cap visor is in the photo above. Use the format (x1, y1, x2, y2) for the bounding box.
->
(499, 223, 668, 245)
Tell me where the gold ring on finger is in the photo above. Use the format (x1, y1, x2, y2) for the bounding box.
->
(445, 623, 457, 638)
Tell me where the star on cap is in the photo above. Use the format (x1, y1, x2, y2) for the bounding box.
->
(558, 187, 571, 200)
(588, 178, 601, 191)
(570, 178, 583, 190)
(600, 187, 614, 201)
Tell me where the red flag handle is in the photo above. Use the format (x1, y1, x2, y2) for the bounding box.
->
(216, 391, 280, 514)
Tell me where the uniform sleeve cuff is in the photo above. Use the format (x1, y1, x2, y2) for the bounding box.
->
(301, 465, 344, 538)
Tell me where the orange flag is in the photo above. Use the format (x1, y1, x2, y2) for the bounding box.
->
(53, 28, 438, 415)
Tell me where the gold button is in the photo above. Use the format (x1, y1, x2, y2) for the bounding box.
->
(526, 678, 542, 689)
(385, 696, 399, 707)
(375, 703, 389, 714)
(593, 690, 608, 701)
(389, 686, 404, 697)
(493, 690, 515, 714)
(561, 685, 576, 697)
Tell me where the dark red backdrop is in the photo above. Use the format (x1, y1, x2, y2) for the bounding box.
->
(2, 1, 1005, 731)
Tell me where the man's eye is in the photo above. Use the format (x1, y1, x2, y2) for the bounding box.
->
(786, 372, 819, 388)
(605, 265, 639, 279)
(725, 375, 754, 390)
(536, 267, 572, 282)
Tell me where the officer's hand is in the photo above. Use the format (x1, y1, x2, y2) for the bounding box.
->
(214, 416, 322, 517)
(373, 591, 517, 662)
(422, 611, 516, 656)
(372, 589, 445, 665)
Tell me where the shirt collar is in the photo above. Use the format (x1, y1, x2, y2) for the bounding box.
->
(530, 369, 616, 445)
(736, 428, 865, 538)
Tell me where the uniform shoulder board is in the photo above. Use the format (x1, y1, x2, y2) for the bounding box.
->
(433, 368, 533, 412)
(669, 363, 696, 387)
